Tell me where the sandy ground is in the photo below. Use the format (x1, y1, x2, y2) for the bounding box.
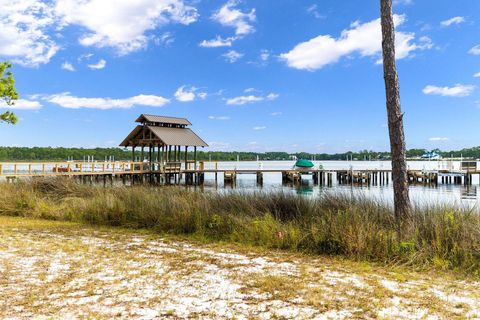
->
(0, 217, 479, 319)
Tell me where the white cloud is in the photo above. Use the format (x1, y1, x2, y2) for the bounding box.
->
(61, 61, 75, 71)
(55, 0, 198, 55)
(280, 15, 430, 71)
(252, 126, 266, 131)
(155, 32, 175, 46)
(87, 59, 106, 70)
(307, 4, 324, 19)
(266, 93, 279, 100)
(422, 84, 474, 97)
(207, 141, 231, 151)
(45, 92, 169, 109)
(260, 49, 270, 61)
(474, 72, 480, 78)
(429, 137, 449, 142)
(212, 0, 256, 36)
(226, 95, 263, 105)
(393, 0, 413, 5)
(270, 111, 282, 116)
(223, 50, 243, 63)
(441, 16, 465, 27)
(174, 86, 197, 102)
(199, 36, 234, 48)
(244, 88, 258, 93)
(469, 45, 480, 55)
(77, 53, 93, 62)
(226, 92, 279, 105)
(208, 116, 230, 120)
(0, 99, 42, 110)
(198, 92, 207, 100)
(0, 0, 58, 67)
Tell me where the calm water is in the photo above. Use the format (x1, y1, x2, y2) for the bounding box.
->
(197, 160, 480, 207)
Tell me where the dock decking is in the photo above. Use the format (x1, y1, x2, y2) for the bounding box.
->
(1, 161, 479, 186)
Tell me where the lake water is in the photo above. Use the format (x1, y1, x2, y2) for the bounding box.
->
(196, 160, 480, 208)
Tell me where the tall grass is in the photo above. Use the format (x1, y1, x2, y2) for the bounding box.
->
(1, 178, 479, 274)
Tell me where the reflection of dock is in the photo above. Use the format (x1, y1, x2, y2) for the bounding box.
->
(1, 161, 479, 187)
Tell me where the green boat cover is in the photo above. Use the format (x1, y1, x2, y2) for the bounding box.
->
(295, 159, 314, 168)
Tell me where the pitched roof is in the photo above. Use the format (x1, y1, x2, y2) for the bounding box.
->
(148, 126, 208, 147)
(135, 114, 191, 126)
(119, 125, 208, 147)
(119, 125, 143, 147)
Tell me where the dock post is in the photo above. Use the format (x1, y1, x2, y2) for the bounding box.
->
(256, 171, 263, 185)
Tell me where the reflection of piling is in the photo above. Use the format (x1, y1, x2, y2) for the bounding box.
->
(256, 171, 263, 185)
(224, 171, 236, 185)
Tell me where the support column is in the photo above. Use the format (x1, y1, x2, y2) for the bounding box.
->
(194, 146, 197, 171)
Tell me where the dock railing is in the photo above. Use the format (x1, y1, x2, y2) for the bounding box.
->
(0, 161, 164, 177)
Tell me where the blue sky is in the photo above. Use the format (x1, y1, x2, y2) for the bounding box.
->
(0, 0, 479, 153)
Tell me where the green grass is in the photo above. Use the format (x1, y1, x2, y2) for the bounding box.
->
(1, 178, 480, 275)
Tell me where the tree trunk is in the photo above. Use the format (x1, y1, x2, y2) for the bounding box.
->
(380, 0, 411, 231)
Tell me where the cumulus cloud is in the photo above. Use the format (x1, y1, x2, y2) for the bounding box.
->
(0, 0, 59, 67)
(55, 0, 198, 55)
(469, 45, 480, 55)
(61, 61, 75, 71)
(87, 59, 106, 70)
(474, 72, 480, 78)
(212, 0, 256, 36)
(0, 0, 200, 65)
(252, 126, 266, 131)
(422, 84, 474, 97)
(174, 86, 197, 102)
(226, 92, 279, 105)
(0, 99, 42, 110)
(280, 15, 431, 71)
(440, 16, 465, 27)
(44, 92, 169, 109)
(223, 50, 243, 63)
(199, 36, 234, 48)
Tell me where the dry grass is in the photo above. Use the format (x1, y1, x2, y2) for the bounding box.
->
(1, 178, 480, 275)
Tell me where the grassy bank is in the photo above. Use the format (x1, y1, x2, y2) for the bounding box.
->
(1, 178, 479, 275)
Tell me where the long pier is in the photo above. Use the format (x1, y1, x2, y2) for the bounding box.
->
(0, 161, 479, 187)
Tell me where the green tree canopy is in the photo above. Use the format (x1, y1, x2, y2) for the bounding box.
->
(0, 62, 19, 124)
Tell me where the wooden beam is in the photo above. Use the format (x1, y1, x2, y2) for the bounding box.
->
(194, 146, 197, 170)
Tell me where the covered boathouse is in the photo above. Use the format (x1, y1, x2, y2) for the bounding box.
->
(119, 114, 208, 182)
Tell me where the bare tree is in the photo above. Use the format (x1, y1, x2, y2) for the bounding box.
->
(380, 0, 411, 232)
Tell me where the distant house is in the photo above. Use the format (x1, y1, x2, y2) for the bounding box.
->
(421, 151, 441, 160)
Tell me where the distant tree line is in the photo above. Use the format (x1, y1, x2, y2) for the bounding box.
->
(0, 146, 479, 162)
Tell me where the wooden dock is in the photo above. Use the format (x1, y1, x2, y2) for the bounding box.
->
(1, 161, 479, 187)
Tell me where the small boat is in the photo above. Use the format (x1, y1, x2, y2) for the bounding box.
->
(294, 159, 315, 169)
(421, 151, 441, 160)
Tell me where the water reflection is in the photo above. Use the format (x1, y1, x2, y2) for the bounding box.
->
(196, 160, 480, 207)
